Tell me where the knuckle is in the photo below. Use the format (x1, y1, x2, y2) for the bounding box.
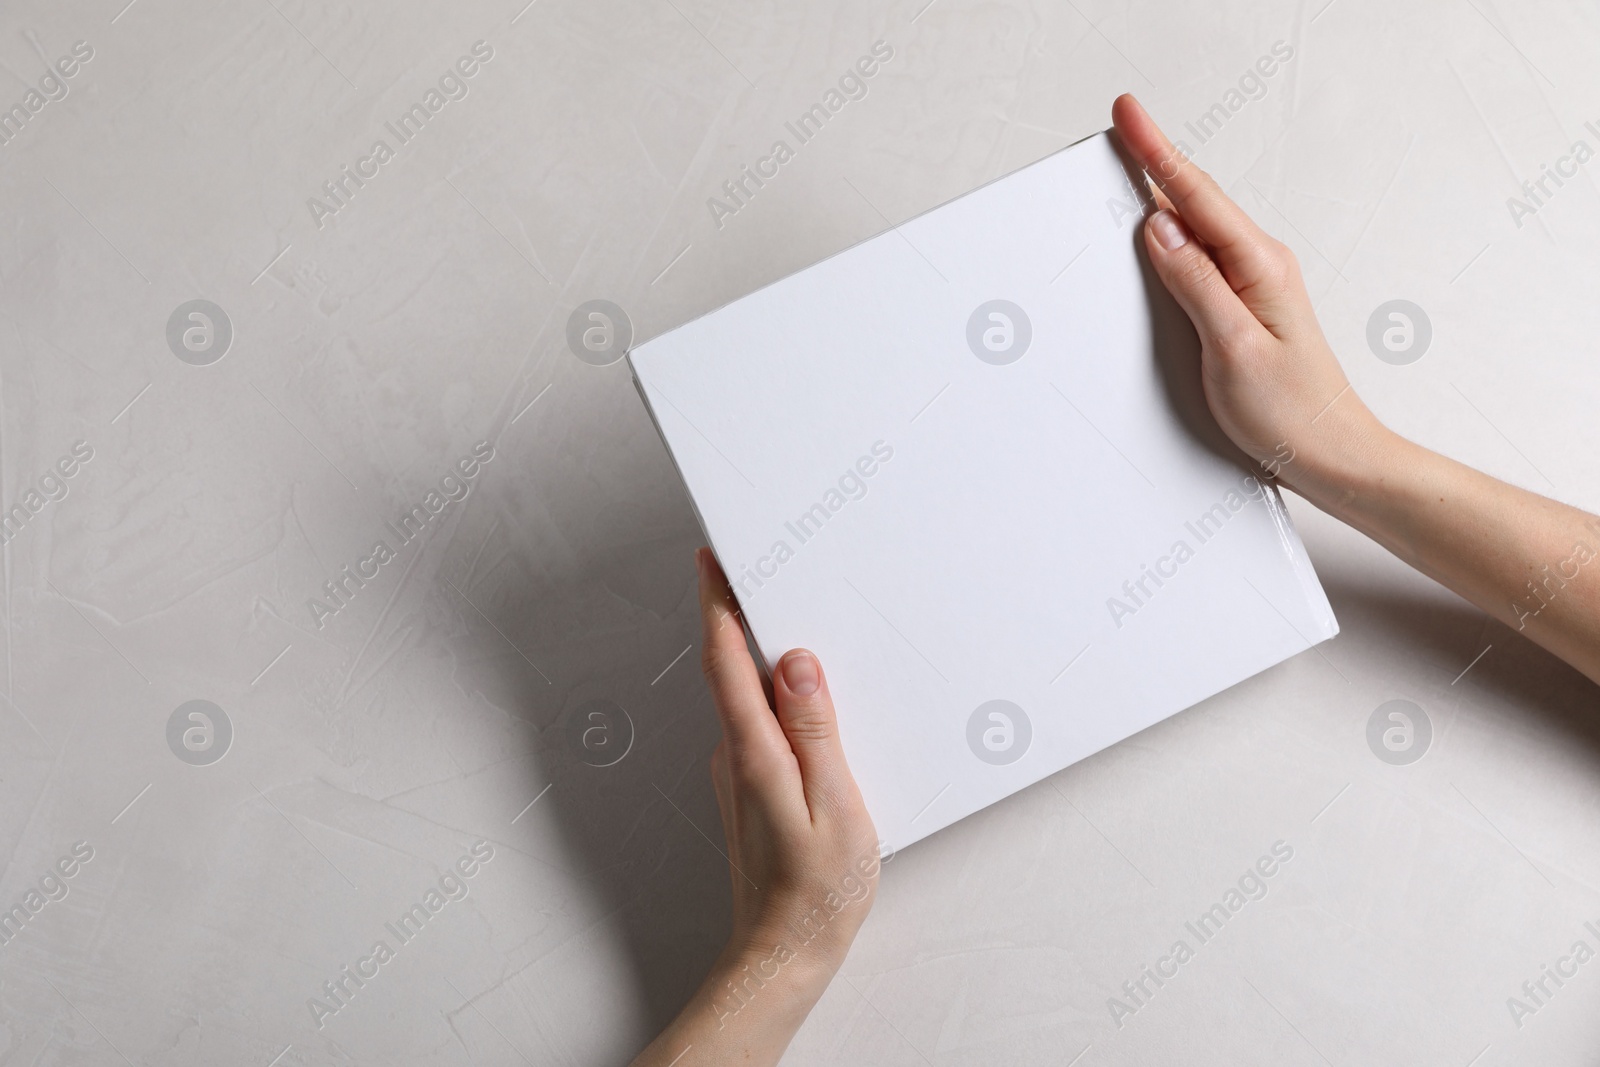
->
(782, 705, 836, 747)
(1173, 248, 1220, 292)
(1247, 240, 1304, 309)
(1262, 239, 1297, 284)
(1210, 319, 1264, 369)
(1258, 263, 1292, 298)
(1151, 146, 1188, 184)
(1212, 320, 1256, 358)
(700, 648, 754, 716)
(1279, 244, 1305, 285)
(729, 742, 787, 785)
(700, 642, 737, 684)
(718, 730, 755, 769)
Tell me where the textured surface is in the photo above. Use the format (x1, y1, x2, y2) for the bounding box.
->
(0, 1, 1597, 1065)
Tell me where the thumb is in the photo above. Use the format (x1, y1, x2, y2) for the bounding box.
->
(1143, 208, 1263, 353)
(772, 649, 851, 817)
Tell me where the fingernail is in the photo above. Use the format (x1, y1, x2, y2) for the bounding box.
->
(780, 651, 821, 696)
(1149, 209, 1188, 251)
(695, 548, 708, 580)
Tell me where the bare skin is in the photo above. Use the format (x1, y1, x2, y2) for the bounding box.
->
(1109, 93, 1600, 684)
(631, 94, 1600, 1066)
(627, 548, 880, 1066)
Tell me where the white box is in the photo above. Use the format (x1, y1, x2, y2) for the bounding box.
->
(629, 131, 1337, 852)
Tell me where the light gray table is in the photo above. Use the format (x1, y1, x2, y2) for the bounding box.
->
(1, 1, 1596, 1064)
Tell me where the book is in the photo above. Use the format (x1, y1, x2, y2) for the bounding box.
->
(628, 130, 1338, 852)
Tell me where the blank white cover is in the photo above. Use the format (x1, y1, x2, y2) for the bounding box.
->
(629, 131, 1337, 852)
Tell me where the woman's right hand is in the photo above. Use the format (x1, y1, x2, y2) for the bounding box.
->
(1111, 93, 1391, 509)
(1111, 93, 1600, 686)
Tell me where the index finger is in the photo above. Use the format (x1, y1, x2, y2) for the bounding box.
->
(696, 548, 790, 767)
(1111, 94, 1281, 295)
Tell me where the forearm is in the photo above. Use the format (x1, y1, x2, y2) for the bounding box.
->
(629, 944, 827, 1067)
(1290, 413, 1600, 685)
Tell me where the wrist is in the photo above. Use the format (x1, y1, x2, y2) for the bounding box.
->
(629, 944, 824, 1067)
(1277, 396, 1402, 516)
(659, 942, 829, 1063)
(709, 936, 837, 1016)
